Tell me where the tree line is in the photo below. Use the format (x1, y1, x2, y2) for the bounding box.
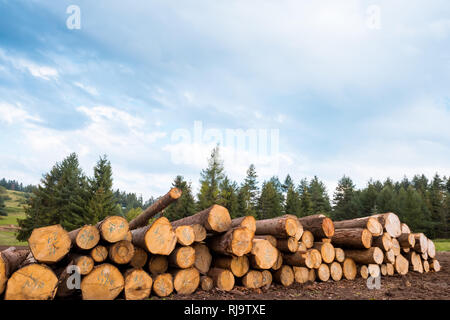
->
(12, 146, 450, 241)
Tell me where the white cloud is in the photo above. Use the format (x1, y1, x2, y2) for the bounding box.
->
(73, 82, 99, 96)
(0, 102, 42, 124)
(0, 49, 58, 81)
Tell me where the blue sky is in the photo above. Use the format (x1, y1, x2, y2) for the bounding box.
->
(0, 0, 449, 199)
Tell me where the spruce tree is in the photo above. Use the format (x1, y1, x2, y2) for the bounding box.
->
(164, 176, 197, 221)
(332, 176, 360, 220)
(237, 164, 259, 218)
(218, 177, 239, 218)
(285, 185, 301, 216)
(257, 180, 283, 219)
(428, 174, 446, 238)
(197, 145, 225, 210)
(0, 194, 6, 216)
(309, 176, 332, 216)
(358, 180, 379, 215)
(298, 178, 313, 217)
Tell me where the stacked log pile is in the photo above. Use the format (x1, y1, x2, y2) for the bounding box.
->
(0, 188, 441, 300)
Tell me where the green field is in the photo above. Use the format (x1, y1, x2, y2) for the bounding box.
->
(0, 190, 28, 246)
(434, 239, 450, 252)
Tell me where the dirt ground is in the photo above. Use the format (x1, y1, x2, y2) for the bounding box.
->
(169, 252, 450, 300)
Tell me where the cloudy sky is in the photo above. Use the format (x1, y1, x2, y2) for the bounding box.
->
(0, 0, 449, 199)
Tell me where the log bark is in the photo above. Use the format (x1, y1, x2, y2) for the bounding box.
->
(192, 243, 212, 275)
(282, 251, 314, 268)
(248, 239, 278, 270)
(231, 216, 256, 234)
(96, 216, 129, 244)
(152, 273, 173, 297)
(171, 204, 231, 233)
(254, 216, 298, 238)
(293, 266, 310, 284)
(297, 214, 335, 238)
(208, 268, 235, 291)
(427, 239, 436, 259)
(168, 246, 195, 269)
(331, 228, 372, 249)
(80, 263, 124, 300)
(372, 233, 392, 251)
(200, 276, 213, 291)
(90, 245, 108, 263)
(334, 248, 345, 263)
(28, 224, 72, 264)
(171, 267, 200, 295)
(333, 217, 383, 236)
(174, 225, 195, 246)
(397, 233, 415, 248)
(273, 265, 294, 287)
(5, 263, 58, 300)
(301, 230, 314, 249)
(253, 235, 277, 247)
(312, 242, 335, 263)
(394, 254, 409, 275)
(0, 247, 29, 294)
(68, 225, 100, 250)
(242, 270, 263, 289)
(131, 216, 177, 255)
(213, 255, 249, 277)
(276, 237, 299, 253)
(371, 213, 401, 237)
(412, 233, 428, 254)
(191, 224, 207, 242)
(316, 263, 330, 282)
(342, 258, 357, 280)
(123, 268, 153, 300)
(207, 227, 254, 257)
(329, 261, 343, 281)
(109, 240, 135, 264)
(344, 247, 384, 265)
(148, 255, 169, 275)
(130, 247, 148, 269)
(129, 187, 182, 230)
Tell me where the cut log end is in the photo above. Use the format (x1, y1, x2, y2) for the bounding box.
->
(206, 205, 232, 233)
(74, 255, 94, 275)
(143, 217, 177, 255)
(200, 276, 214, 291)
(124, 269, 153, 300)
(342, 258, 357, 280)
(430, 259, 441, 272)
(394, 255, 409, 275)
(98, 216, 129, 243)
(28, 224, 71, 264)
(148, 255, 169, 275)
(317, 264, 330, 282)
(152, 273, 174, 297)
(81, 264, 124, 300)
(172, 267, 200, 295)
(191, 224, 207, 242)
(322, 217, 335, 238)
(427, 239, 436, 259)
(130, 247, 148, 269)
(109, 240, 135, 265)
(329, 261, 343, 281)
(91, 245, 108, 263)
(193, 243, 212, 275)
(301, 231, 314, 249)
(313, 242, 335, 264)
(175, 226, 195, 246)
(250, 239, 278, 269)
(273, 265, 294, 287)
(72, 225, 100, 250)
(242, 270, 263, 289)
(169, 246, 195, 269)
(334, 248, 345, 263)
(293, 266, 309, 284)
(261, 270, 272, 287)
(208, 268, 235, 291)
(366, 217, 383, 236)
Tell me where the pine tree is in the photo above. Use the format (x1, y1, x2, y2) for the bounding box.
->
(257, 180, 283, 219)
(282, 175, 294, 194)
(376, 184, 397, 213)
(0, 195, 7, 216)
(358, 180, 379, 215)
(331, 176, 360, 220)
(237, 164, 259, 218)
(428, 174, 446, 238)
(165, 176, 197, 221)
(197, 145, 225, 210)
(285, 185, 301, 216)
(309, 176, 332, 216)
(298, 179, 313, 217)
(218, 177, 239, 218)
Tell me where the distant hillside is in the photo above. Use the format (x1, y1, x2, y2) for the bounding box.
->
(0, 189, 28, 246)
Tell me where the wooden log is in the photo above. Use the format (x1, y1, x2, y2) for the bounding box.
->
(273, 265, 294, 286)
(174, 225, 195, 246)
(333, 216, 383, 236)
(397, 233, 415, 248)
(408, 251, 423, 273)
(248, 239, 278, 270)
(308, 268, 316, 282)
(402, 247, 410, 254)
(371, 212, 401, 237)
(97, 216, 129, 243)
(168, 246, 195, 269)
(5, 263, 58, 300)
(152, 273, 173, 297)
(241, 270, 263, 289)
(312, 242, 335, 263)
(421, 251, 428, 260)
(123, 231, 132, 241)
(171, 267, 200, 295)
(123, 268, 153, 300)
(334, 248, 345, 263)
(109, 240, 135, 264)
(131, 216, 177, 255)
(331, 228, 372, 249)
(368, 264, 380, 278)
(316, 264, 330, 281)
(309, 249, 323, 269)
(297, 214, 335, 238)
(70, 254, 94, 275)
(208, 268, 235, 291)
(283, 214, 304, 241)
(231, 216, 256, 234)
(254, 235, 277, 247)
(301, 230, 314, 249)
(90, 245, 108, 263)
(0, 247, 29, 294)
(394, 254, 409, 275)
(213, 255, 249, 277)
(171, 204, 231, 233)
(68, 225, 100, 250)
(276, 237, 299, 253)
(80, 263, 124, 300)
(193, 243, 212, 275)
(329, 261, 343, 281)
(293, 266, 309, 284)
(430, 259, 441, 272)
(191, 224, 207, 242)
(54, 254, 94, 298)
(342, 258, 357, 280)
(359, 265, 369, 279)
(386, 263, 394, 276)
(344, 247, 384, 265)
(271, 251, 283, 270)
(207, 227, 254, 257)
(261, 270, 273, 288)
(282, 250, 314, 268)
(129, 187, 182, 230)
(200, 276, 213, 291)
(427, 239, 436, 259)
(297, 242, 307, 253)
(383, 249, 396, 264)
(254, 216, 298, 238)
(130, 247, 148, 269)
(423, 260, 430, 273)
(380, 264, 387, 276)
(148, 255, 168, 275)
(28, 224, 71, 264)
(412, 233, 428, 253)
(401, 223, 411, 234)
(391, 238, 401, 256)
(372, 233, 392, 251)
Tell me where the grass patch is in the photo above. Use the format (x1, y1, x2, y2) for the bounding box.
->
(0, 230, 27, 246)
(433, 239, 450, 252)
(0, 190, 27, 226)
